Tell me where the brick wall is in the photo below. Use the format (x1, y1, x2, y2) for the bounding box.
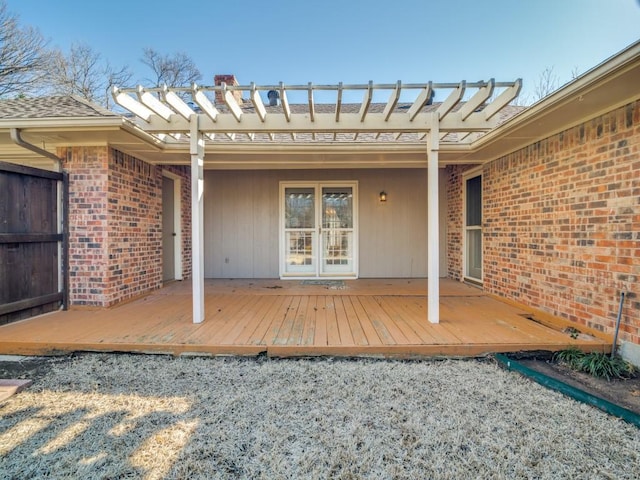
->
(449, 100, 639, 344)
(105, 150, 163, 304)
(214, 74, 243, 105)
(445, 165, 476, 280)
(61, 146, 110, 306)
(62, 147, 191, 307)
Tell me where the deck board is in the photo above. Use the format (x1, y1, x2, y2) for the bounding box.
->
(341, 297, 368, 346)
(324, 297, 342, 345)
(314, 296, 328, 346)
(245, 295, 292, 346)
(0, 279, 611, 358)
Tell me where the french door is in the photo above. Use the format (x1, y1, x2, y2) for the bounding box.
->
(280, 182, 358, 278)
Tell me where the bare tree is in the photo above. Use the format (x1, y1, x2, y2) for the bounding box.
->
(141, 48, 201, 87)
(570, 65, 581, 80)
(0, 0, 50, 97)
(513, 66, 561, 106)
(47, 43, 132, 108)
(533, 66, 559, 101)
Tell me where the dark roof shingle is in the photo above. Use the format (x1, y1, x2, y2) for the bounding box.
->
(0, 95, 117, 119)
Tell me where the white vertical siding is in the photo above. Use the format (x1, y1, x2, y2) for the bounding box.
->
(203, 169, 446, 278)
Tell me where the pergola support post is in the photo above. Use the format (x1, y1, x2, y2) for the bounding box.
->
(190, 115, 205, 323)
(427, 115, 440, 324)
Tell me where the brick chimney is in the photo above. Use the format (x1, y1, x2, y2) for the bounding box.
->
(214, 74, 243, 105)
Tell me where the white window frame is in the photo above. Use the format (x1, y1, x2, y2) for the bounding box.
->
(462, 167, 483, 284)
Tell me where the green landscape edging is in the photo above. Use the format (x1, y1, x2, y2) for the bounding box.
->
(494, 353, 640, 428)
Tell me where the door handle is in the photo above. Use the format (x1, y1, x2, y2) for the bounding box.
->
(172, 233, 177, 237)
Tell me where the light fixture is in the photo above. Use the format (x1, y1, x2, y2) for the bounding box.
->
(379, 191, 387, 202)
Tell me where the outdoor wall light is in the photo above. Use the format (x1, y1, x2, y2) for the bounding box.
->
(379, 191, 387, 202)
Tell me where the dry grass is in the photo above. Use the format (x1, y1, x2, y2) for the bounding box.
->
(1, 354, 639, 479)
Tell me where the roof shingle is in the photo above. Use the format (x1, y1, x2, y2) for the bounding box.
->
(0, 95, 117, 119)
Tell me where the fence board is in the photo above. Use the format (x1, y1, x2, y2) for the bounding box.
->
(0, 161, 65, 323)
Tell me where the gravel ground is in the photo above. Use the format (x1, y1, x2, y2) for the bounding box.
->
(1, 354, 639, 479)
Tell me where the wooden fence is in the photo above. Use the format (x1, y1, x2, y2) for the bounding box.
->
(0, 161, 67, 325)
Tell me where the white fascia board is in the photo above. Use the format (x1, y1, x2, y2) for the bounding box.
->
(0, 117, 125, 130)
(472, 39, 640, 153)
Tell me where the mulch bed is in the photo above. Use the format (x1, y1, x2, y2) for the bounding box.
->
(515, 354, 640, 415)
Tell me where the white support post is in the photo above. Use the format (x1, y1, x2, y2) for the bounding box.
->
(427, 114, 440, 324)
(190, 115, 205, 323)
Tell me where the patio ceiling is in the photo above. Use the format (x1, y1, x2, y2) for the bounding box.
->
(112, 80, 522, 150)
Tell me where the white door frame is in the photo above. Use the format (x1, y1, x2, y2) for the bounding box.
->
(279, 181, 358, 279)
(162, 171, 183, 281)
(462, 166, 482, 283)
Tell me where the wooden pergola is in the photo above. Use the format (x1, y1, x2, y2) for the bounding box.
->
(113, 79, 522, 325)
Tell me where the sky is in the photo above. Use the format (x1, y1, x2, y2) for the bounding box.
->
(5, 0, 640, 103)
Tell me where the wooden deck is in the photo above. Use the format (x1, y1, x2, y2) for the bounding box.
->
(0, 279, 610, 358)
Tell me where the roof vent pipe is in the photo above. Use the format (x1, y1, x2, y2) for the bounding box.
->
(267, 90, 279, 106)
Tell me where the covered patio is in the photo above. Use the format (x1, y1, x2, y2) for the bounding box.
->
(0, 279, 610, 357)
(112, 79, 524, 326)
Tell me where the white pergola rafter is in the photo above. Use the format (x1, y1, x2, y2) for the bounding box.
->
(112, 79, 521, 326)
(112, 80, 521, 143)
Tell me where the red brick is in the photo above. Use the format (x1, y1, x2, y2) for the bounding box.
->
(447, 100, 640, 345)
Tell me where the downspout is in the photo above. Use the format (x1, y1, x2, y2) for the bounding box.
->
(9, 128, 69, 311)
(9, 128, 63, 166)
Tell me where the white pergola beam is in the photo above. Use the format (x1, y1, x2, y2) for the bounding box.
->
(382, 81, 402, 121)
(112, 87, 153, 122)
(407, 82, 432, 121)
(250, 82, 267, 122)
(280, 82, 291, 122)
(222, 83, 243, 122)
(359, 81, 373, 122)
(137, 87, 174, 121)
(484, 78, 523, 120)
(437, 81, 466, 120)
(143, 111, 498, 134)
(308, 82, 315, 122)
(458, 79, 495, 120)
(162, 86, 196, 120)
(193, 85, 219, 122)
(335, 82, 343, 122)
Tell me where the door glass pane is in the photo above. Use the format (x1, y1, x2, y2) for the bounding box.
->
(286, 231, 314, 268)
(323, 231, 352, 266)
(466, 175, 482, 227)
(322, 187, 352, 228)
(285, 188, 314, 228)
(322, 187, 354, 274)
